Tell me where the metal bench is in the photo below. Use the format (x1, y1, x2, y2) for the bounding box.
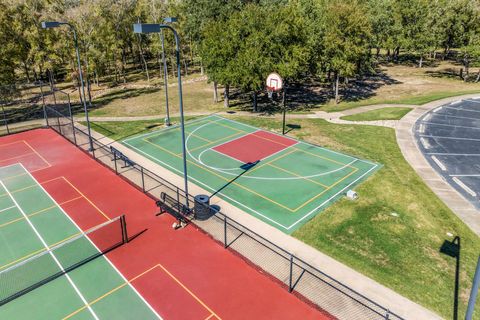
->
(155, 192, 192, 228)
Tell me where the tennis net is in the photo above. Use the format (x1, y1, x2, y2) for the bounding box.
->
(0, 215, 127, 306)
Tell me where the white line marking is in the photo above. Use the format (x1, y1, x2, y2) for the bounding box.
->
(418, 124, 425, 133)
(450, 174, 480, 177)
(19, 164, 162, 319)
(122, 115, 216, 143)
(433, 107, 443, 113)
(427, 153, 480, 156)
(287, 164, 379, 230)
(431, 156, 447, 171)
(420, 121, 480, 131)
(465, 99, 480, 105)
(0, 205, 15, 214)
(0, 176, 99, 320)
(423, 114, 431, 122)
(420, 137, 431, 149)
(451, 100, 462, 105)
(435, 113, 480, 121)
(452, 177, 477, 197)
(419, 135, 480, 142)
(444, 104, 480, 114)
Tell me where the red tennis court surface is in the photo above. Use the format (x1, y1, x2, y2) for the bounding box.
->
(213, 130, 298, 163)
(0, 128, 332, 320)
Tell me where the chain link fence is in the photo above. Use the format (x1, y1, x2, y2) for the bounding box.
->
(40, 103, 405, 320)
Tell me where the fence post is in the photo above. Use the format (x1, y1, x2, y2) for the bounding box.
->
(113, 151, 118, 174)
(39, 81, 48, 127)
(67, 94, 77, 145)
(176, 188, 181, 213)
(57, 115, 62, 135)
(141, 167, 145, 192)
(224, 216, 228, 248)
(385, 310, 390, 319)
(1, 105, 9, 135)
(289, 255, 294, 292)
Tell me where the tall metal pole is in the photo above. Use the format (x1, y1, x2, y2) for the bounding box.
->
(282, 87, 287, 135)
(170, 27, 189, 205)
(160, 30, 171, 126)
(69, 24, 94, 151)
(466, 255, 480, 320)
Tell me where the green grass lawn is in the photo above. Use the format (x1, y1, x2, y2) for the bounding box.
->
(88, 116, 480, 319)
(340, 107, 413, 121)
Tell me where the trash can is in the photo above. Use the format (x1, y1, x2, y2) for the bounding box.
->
(194, 194, 210, 220)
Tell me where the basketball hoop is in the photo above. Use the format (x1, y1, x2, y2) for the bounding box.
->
(266, 72, 283, 100)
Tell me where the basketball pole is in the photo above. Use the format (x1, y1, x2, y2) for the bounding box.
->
(282, 87, 287, 135)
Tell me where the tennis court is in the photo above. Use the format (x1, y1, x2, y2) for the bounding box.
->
(0, 163, 158, 319)
(123, 115, 379, 233)
(0, 128, 326, 319)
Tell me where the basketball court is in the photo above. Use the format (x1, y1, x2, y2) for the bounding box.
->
(123, 115, 379, 233)
(0, 128, 327, 319)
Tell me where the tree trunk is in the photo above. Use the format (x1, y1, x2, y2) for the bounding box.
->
(418, 56, 423, 68)
(23, 62, 31, 83)
(475, 70, 480, 83)
(252, 91, 258, 112)
(376, 47, 380, 59)
(184, 60, 188, 77)
(213, 81, 218, 103)
(223, 84, 229, 108)
(334, 72, 340, 104)
(200, 62, 204, 76)
(121, 48, 127, 83)
(464, 57, 470, 82)
(137, 38, 150, 82)
(443, 46, 450, 60)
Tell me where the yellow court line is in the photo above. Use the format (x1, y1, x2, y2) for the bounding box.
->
(23, 140, 52, 168)
(268, 163, 329, 189)
(143, 140, 296, 212)
(0, 196, 83, 229)
(0, 172, 28, 181)
(0, 152, 36, 163)
(156, 263, 222, 320)
(293, 167, 359, 212)
(242, 149, 296, 176)
(148, 131, 212, 144)
(0, 230, 82, 271)
(60, 176, 111, 221)
(63, 263, 222, 320)
(140, 118, 216, 142)
(176, 131, 245, 156)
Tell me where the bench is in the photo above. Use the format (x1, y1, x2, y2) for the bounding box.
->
(155, 192, 193, 227)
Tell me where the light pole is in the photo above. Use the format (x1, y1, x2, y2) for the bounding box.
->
(133, 23, 189, 205)
(41, 21, 94, 151)
(160, 17, 177, 127)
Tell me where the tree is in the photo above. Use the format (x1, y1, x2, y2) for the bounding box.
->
(317, 0, 372, 103)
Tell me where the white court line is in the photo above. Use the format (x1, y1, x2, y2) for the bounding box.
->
(420, 121, 480, 131)
(419, 135, 480, 142)
(0, 178, 99, 320)
(19, 164, 162, 319)
(0, 205, 15, 214)
(431, 156, 447, 171)
(122, 115, 217, 143)
(452, 177, 477, 197)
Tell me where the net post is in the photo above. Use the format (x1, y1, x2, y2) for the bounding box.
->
(120, 215, 129, 243)
(113, 151, 118, 174)
(288, 254, 294, 292)
(224, 216, 227, 248)
(141, 167, 145, 192)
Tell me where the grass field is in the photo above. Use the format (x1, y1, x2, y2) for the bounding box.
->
(88, 116, 480, 319)
(340, 107, 413, 121)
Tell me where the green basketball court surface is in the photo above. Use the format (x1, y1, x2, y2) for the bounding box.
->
(0, 163, 158, 319)
(123, 115, 380, 233)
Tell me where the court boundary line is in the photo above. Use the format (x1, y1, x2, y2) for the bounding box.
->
(63, 263, 220, 320)
(17, 164, 162, 319)
(0, 174, 99, 319)
(123, 116, 217, 143)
